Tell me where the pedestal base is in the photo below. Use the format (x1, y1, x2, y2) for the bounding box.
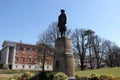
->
(68, 77, 76, 80)
(54, 38, 75, 78)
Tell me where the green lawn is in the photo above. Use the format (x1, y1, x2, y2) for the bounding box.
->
(0, 67, 120, 80)
(0, 74, 11, 80)
(0, 78, 8, 80)
(0, 72, 23, 80)
(75, 67, 120, 78)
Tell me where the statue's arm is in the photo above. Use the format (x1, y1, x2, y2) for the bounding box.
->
(64, 14, 67, 24)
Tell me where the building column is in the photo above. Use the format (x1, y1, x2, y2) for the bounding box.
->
(6, 47, 9, 64)
(12, 47, 16, 64)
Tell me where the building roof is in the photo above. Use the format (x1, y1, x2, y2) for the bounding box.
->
(2, 40, 36, 48)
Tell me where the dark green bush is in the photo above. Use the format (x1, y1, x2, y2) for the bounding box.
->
(75, 74, 88, 80)
(80, 77, 88, 80)
(75, 74, 81, 80)
(38, 71, 57, 80)
(0, 64, 8, 69)
(46, 71, 57, 80)
(89, 73, 99, 80)
(89, 77, 99, 80)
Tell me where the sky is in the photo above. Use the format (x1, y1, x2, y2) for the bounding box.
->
(1, 0, 120, 49)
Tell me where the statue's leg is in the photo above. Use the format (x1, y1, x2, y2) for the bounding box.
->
(57, 32, 59, 38)
(63, 26, 66, 37)
(61, 32, 63, 38)
(64, 32, 65, 37)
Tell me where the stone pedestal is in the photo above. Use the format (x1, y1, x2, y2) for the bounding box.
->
(54, 38, 75, 79)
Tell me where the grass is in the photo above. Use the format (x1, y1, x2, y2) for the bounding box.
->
(0, 67, 120, 79)
(0, 78, 9, 80)
(0, 74, 11, 80)
(75, 67, 120, 78)
(0, 70, 29, 80)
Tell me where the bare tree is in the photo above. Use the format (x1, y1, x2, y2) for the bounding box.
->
(46, 22, 58, 43)
(37, 43, 52, 71)
(37, 31, 53, 71)
(92, 36, 106, 68)
(0, 50, 1, 62)
(38, 22, 71, 46)
(104, 41, 120, 67)
(84, 30, 94, 69)
(111, 45, 120, 66)
(103, 40, 114, 67)
(71, 29, 88, 70)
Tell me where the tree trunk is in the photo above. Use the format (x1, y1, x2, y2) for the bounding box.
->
(42, 52, 46, 71)
(80, 59, 84, 70)
(109, 54, 113, 67)
(96, 60, 100, 69)
(42, 62, 45, 71)
(80, 54, 85, 70)
(89, 48, 93, 69)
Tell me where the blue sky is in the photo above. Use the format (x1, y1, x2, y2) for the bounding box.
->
(1, 0, 120, 49)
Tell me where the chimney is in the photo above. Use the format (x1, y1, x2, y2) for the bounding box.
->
(36, 42, 38, 44)
(20, 40, 22, 43)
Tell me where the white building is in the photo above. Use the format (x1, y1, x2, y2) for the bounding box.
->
(0, 40, 53, 70)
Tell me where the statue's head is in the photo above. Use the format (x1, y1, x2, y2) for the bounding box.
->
(61, 9, 65, 13)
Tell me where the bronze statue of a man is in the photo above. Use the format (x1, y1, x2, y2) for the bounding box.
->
(58, 9, 67, 38)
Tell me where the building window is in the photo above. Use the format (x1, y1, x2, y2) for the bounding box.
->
(15, 57, 19, 62)
(16, 65, 18, 68)
(16, 47, 20, 53)
(35, 49, 38, 54)
(22, 57, 25, 62)
(28, 58, 32, 62)
(29, 66, 31, 68)
(55, 60, 59, 68)
(47, 66, 49, 69)
(46, 59, 49, 64)
(22, 65, 25, 69)
(23, 48, 26, 54)
(34, 57, 37, 63)
(40, 65, 42, 69)
(35, 66, 38, 69)
(29, 48, 32, 54)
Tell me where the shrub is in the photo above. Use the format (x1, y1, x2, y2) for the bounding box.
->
(90, 73, 98, 78)
(89, 73, 99, 80)
(38, 71, 57, 80)
(9, 78, 16, 80)
(80, 77, 88, 80)
(100, 74, 116, 80)
(46, 71, 57, 80)
(75, 74, 81, 80)
(88, 74, 117, 80)
(75, 73, 118, 80)
(75, 75, 88, 80)
(0, 64, 8, 69)
(53, 72, 68, 80)
(21, 72, 34, 79)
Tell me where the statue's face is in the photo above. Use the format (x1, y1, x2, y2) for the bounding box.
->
(61, 11, 64, 14)
(61, 10, 65, 13)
